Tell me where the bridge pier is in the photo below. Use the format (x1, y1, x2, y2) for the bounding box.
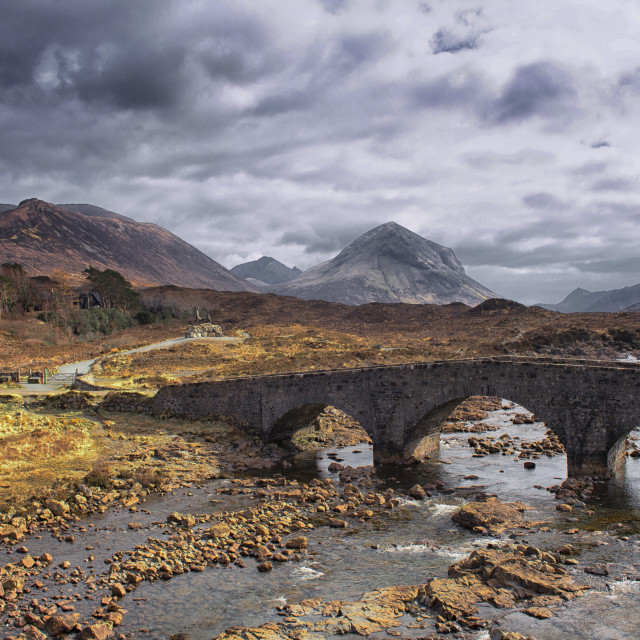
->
(151, 358, 640, 481)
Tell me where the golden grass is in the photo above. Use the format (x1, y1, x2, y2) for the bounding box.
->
(89, 324, 443, 389)
(0, 403, 104, 497)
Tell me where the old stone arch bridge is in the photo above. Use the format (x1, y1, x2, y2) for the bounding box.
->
(151, 357, 640, 477)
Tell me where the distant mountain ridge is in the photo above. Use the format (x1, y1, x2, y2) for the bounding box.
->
(0, 198, 256, 292)
(270, 222, 498, 305)
(538, 283, 640, 312)
(231, 256, 302, 285)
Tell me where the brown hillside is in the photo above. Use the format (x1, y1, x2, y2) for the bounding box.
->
(0, 199, 256, 292)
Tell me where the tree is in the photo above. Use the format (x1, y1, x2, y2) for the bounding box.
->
(83, 267, 139, 311)
(0, 263, 38, 312)
(51, 269, 76, 311)
(0, 274, 14, 319)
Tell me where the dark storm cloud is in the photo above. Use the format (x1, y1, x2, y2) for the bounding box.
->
(74, 44, 190, 110)
(486, 62, 577, 124)
(430, 28, 479, 54)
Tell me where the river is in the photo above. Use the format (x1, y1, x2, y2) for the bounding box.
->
(2, 403, 639, 639)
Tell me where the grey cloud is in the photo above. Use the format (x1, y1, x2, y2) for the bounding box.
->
(430, 28, 479, 54)
(317, 0, 348, 13)
(411, 71, 482, 109)
(619, 66, 640, 93)
(461, 148, 554, 169)
(569, 161, 608, 176)
(74, 45, 189, 110)
(574, 257, 640, 275)
(487, 62, 577, 125)
(251, 92, 313, 117)
(522, 192, 567, 211)
(590, 177, 636, 192)
(591, 140, 610, 148)
(278, 222, 373, 254)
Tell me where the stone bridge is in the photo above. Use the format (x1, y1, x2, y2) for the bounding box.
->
(151, 357, 640, 476)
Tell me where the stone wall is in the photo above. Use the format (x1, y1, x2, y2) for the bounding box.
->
(151, 357, 640, 476)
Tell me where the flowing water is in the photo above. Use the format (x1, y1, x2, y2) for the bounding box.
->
(3, 405, 640, 639)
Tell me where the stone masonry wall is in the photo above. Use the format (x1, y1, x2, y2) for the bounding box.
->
(151, 358, 640, 476)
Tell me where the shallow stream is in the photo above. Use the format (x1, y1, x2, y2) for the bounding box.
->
(3, 405, 640, 640)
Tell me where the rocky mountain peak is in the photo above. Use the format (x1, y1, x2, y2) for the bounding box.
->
(272, 221, 498, 306)
(231, 255, 302, 285)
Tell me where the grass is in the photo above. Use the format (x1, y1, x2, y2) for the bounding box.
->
(88, 324, 445, 389)
(0, 401, 104, 500)
(0, 394, 265, 510)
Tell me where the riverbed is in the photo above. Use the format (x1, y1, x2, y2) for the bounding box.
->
(2, 404, 639, 640)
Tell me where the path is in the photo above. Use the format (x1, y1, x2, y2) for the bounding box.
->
(18, 336, 242, 393)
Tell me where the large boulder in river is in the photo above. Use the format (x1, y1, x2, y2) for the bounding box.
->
(451, 495, 530, 535)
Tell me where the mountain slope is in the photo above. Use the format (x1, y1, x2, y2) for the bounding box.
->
(0, 204, 16, 214)
(540, 284, 640, 313)
(272, 222, 498, 305)
(58, 203, 135, 223)
(231, 256, 302, 284)
(0, 198, 257, 291)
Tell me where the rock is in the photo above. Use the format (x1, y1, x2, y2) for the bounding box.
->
(0, 524, 26, 542)
(110, 583, 126, 598)
(328, 518, 348, 528)
(524, 606, 553, 619)
(408, 484, 427, 500)
(584, 564, 608, 576)
(285, 536, 307, 550)
(556, 504, 572, 513)
(44, 499, 70, 517)
(77, 623, 114, 640)
(451, 496, 529, 535)
(44, 613, 80, 635)
(523, 461, 536, 470)
(24, 626, 47, 640)
(206, 523, 232, 538)
(258, 561, 273, 572)
(167, 512, 196, 528)
(21, 555, 35, 569)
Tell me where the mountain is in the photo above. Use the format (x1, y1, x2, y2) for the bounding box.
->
(0, 198, 257, 292)
(539, 283, 640, 313)
(271, 222, 498, 305)
(57, 203, 135, 223)
(0, 204, 16, 213)
(231, 256, 302, 285)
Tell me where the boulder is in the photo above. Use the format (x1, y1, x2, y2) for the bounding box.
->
(451, 496, 529, 535)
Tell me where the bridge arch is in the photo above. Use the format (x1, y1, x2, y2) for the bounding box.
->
(151, 358, 640, 477)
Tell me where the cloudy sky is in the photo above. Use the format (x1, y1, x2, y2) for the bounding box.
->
(2, 0, 640, 303)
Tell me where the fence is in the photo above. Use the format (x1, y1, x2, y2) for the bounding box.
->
(0, 369, 77, 385)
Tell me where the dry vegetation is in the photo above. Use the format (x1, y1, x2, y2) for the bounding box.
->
(89, 324, 449, 389)
(0, 316, 182, 370)
(0, 392, 270, 511)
